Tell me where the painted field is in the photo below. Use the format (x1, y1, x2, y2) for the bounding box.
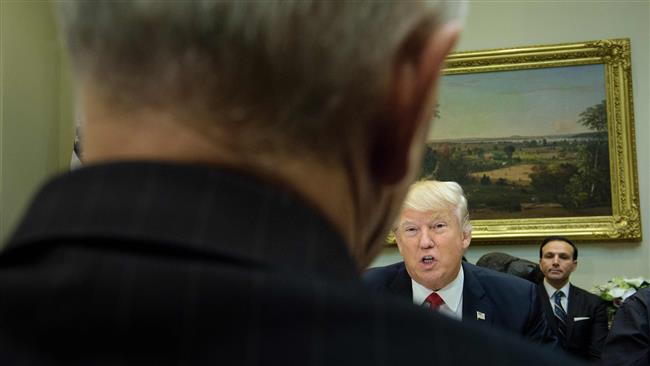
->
(470, 164, 535, 185)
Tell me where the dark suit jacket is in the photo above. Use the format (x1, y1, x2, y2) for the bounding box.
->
(363, 261, 556, 345)
(0, 162, 579, 365)
(538, 284, 609, 362)
(601, 287, 650, 366)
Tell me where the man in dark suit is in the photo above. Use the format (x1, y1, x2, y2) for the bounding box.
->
(0, 2, 579, 365)
(363, 181, 556, 345)
(538, 236, 609, 362)
(602, 287, 650, 366)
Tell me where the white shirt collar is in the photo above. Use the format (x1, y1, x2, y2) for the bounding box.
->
(543, 278, 570, 298)
(412, 265, 464, 320)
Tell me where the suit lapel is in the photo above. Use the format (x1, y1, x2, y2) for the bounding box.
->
(388, 263, 413, 302)
(538, 284, 559, 334)
(566, 284, 579, 340)
(461, 263, 493, 325)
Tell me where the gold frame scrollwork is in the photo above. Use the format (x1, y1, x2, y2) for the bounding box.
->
(439, 39, 641, 243)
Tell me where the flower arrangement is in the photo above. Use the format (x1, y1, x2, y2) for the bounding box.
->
(592, 277, 650, 320)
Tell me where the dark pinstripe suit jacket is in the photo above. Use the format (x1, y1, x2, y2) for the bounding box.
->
(538, 284, 609, 362)
(0, 162, 579, 365)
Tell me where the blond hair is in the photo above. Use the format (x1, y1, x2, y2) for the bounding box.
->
(401, 180, 472, 233)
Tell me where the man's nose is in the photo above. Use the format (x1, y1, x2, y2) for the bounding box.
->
(552, 256, 560, 265)
(419, 229, 433, 248)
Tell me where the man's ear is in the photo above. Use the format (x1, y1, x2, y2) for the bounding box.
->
(370, 21, 461, 184)
(395, 239, 403, 254)
(462, 230, 472, 250)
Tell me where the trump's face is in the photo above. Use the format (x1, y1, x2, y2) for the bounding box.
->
(395, 208, 470, 291)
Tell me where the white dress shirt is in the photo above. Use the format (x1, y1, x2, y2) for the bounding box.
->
(543, 278, 570, 312)
(412, 265, 464, 320)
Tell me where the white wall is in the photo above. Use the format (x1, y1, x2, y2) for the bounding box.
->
(372, 1, 650, 290)
(0, 1, 74, 243)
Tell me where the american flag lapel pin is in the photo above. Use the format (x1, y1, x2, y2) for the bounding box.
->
(476, 311, 486, 320)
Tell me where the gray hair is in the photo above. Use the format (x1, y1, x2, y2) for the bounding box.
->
(401, 180, 472, 233)
(57, 1, 466, 154)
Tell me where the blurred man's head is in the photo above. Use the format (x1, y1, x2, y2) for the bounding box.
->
(394, 181, 471, 290)
(57, 1, 464, 269)
(539, 236, 578, 289)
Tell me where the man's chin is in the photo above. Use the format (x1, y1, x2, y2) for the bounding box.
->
(546, 275, 568, 284)
(415, 273, 444, 291)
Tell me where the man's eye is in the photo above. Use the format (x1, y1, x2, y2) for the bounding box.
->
(431, 223, 447, 231)
(403, 227, 418, 235)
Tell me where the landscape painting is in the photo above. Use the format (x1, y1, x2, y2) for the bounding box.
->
(406, 39, 640, 243)
(422, 64, 611, 220)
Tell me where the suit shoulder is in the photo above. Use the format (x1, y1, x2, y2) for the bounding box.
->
(634, 288, 650, 304)
(571, 284, 605, 303)
(621, 288, 650, 310)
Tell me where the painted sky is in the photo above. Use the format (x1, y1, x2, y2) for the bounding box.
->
(429, 64, 605, 141)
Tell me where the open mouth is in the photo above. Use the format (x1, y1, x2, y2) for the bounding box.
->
(422, 255, 435, 265)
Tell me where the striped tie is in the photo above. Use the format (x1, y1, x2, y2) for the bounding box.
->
(553, 290, 568, 347)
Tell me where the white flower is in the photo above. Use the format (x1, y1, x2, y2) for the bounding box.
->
(609, 287, 626, 298)
(625, 277, 645, 287)
(592, 277, 649, 305)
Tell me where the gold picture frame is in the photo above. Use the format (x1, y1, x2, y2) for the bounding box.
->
(421, 38, 641, 244)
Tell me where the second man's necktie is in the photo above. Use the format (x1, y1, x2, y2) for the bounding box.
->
(553, 290, 568, 347)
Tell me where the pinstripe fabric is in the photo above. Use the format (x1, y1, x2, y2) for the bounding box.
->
(0, 162, 581, 365)
(553, 291, 568, 347)
(537, 284, 609, 361)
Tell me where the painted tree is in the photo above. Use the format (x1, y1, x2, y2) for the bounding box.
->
(503, 145, 516, 160)
(565, 100, 611, 208)
(432, 145, 470, 184)
(419, 145, 438, 180)
(578, 99, 607, 132)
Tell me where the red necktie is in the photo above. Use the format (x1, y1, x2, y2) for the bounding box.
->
(423, 292, 445, 310)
